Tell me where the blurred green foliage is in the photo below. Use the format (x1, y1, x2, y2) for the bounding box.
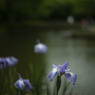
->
(0, 53, 47, 95)
(0, 0, 95, 21)
(29, 54, 47, 95)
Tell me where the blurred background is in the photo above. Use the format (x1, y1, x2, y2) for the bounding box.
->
(0, 0, 95, 95)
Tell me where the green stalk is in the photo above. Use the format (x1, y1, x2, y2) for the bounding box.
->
(1, 69, 5, 94)
(56, 76, 61, 95)
(18, 90, 24, 95)
(18, 90, 21, 95)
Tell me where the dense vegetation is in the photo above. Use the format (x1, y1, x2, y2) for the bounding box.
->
(0, 0, 95, 21)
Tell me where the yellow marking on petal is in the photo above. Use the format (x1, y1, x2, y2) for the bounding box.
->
(56, 68, 58, 71)
(19, 80, 23, 82)
(69, 72, 74, 76)
(69, 72, 72, 74)
(52, 68, 58, 74)
(54, 68, 58, 71)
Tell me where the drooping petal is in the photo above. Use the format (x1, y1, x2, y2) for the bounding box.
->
(14, 79, 25, 90)
(48, 68, 60, 81)
(24, 79, 33, 91)
(65, 71, 77, 85)
(62, 62, 69, 73)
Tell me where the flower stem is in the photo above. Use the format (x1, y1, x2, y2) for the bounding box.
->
(56, 76, 61, 95)
(18, 90, 25, 95)
(1, 69, 5, 94)
(18, 90, 22, 95)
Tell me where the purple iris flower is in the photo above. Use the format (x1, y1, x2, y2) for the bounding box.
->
(0, 56, 18, 69)
(48, 62, 69, 81)
(34, 40, 48, 53)
(14, 74, 33, 91)
(5, 56, 18, 67)
(48, 62, 77, 85)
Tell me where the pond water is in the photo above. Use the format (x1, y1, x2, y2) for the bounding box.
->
(0, 30, 95, 95)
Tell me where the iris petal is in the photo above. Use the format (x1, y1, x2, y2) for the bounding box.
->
(62, 62, 69, 73)
(9, 56, 18, 64)
(14, 79, 25, 90)
(48, 68, 60, 81)
(1, 58, 7, 68)
(0, 58, 7, 69)
(6, 58, 14, 66)
(57, 64, 62, 69)
(24, 79, 33, 91)
(52, 64, 57, 68)
(65, 71, 77, 85)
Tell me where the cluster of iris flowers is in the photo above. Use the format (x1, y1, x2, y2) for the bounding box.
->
(0, 40, 77, 94)
(14, 40, 48, 91)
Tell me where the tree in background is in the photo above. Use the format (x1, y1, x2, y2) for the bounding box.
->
(0, 0, 95, 21)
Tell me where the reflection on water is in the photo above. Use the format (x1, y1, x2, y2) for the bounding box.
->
(0, 31, 95, 94)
